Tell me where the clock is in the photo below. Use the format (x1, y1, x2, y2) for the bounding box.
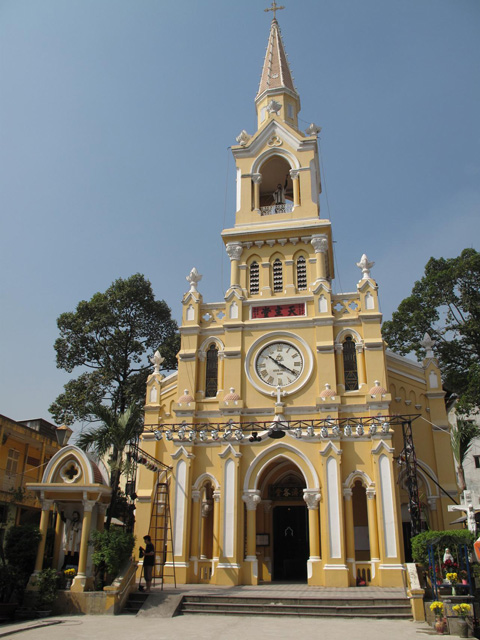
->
(245, 331, 313, 396)
(255, 341, 304, 388)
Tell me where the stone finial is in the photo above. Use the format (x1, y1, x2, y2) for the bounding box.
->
(356, 254, 375, 280)
(266, 99, 282, 115)
(236, 130, 251, 146)
(421, 333, 436, 358)
(186, 267, 202, 293)
(150, 350, 164, 374)
(306, 123, 322, 136)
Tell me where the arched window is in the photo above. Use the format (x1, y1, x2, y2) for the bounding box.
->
(343, 336, 358, 391)
(249, 261, 259, 295)
(296, 256, 307, 290)
(273, 258, 283, 292)
(205, 344, 218, 398)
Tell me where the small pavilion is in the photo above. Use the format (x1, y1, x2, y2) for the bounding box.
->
(27, 444, 111, 592)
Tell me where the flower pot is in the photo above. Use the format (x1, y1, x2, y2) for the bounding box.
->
(458, 619, 468, 638)
(435, 617, 447, 634)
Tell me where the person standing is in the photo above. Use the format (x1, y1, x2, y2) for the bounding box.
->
(141, 535, 155, 592)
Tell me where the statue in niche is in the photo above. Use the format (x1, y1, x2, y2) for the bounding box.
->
(61, 510, 82, 567)
(273, 174, 289, 205)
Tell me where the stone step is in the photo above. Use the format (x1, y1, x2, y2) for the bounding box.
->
(180, 596, 411, 619)
(183, 595, 410, 607)
(121, 593, 150, 615)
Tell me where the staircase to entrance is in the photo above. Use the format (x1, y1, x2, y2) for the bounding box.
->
(123, 584, 412, 619)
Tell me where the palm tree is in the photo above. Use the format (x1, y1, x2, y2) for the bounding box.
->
(451, 418, 480, 492)
(76, 403, 143, 529)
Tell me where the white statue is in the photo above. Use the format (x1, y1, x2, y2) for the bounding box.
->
(62, 510, 82, 557)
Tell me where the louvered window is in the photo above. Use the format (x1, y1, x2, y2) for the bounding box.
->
(273, 259, 283, 292)
(205, 344, 218, 398)
(296, 256, 307, 290)
(343, 336, 358, 391)
(249, 261, 259, 295)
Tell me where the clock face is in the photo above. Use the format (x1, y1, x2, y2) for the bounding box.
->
(255, 341, 304, 388)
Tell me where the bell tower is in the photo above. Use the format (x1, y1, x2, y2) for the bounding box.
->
(222, 10, 333, 306)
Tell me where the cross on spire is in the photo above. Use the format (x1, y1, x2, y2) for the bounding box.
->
(264, 1, 285, 20)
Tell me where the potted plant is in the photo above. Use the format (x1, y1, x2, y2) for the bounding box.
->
(430, 601, 446, 634)
(63, 568, 76, 590)
(452, 603, 471, 638)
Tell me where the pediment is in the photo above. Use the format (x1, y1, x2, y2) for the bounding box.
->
(234, 119, 304, 161)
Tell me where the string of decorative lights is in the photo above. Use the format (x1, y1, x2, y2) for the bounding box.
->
(144, 414, 421, 443)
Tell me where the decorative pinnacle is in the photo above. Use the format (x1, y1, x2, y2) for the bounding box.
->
(421, 333, 436, 358)
(356, 254, 375, 280)
(264, 1, 285, 20)
(186, 267, 202, 293)
(150, 350, 164, 374)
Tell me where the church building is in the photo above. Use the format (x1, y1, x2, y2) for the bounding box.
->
(134, 11, 458, 588)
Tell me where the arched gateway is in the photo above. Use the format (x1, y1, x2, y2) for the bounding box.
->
(134, 12, 457, 589)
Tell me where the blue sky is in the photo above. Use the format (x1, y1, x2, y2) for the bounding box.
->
(1, 0, 479, 428)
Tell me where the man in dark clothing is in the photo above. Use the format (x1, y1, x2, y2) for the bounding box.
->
(140, 534, 155, 592)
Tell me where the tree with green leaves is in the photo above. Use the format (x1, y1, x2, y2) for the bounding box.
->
(76, 403, 143, 528)
(49, 274, 179, 425)
(382, 248, 480, 415)
(451, 418, 480, 492)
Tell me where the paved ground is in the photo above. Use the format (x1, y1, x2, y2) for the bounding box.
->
(0, 584, 438, 640)
(0, 615, 435, 640)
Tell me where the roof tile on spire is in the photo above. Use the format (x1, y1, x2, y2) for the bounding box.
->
(256, 18, 298, 100)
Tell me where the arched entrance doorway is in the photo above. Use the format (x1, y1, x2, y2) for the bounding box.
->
(257, 459, 308, 582)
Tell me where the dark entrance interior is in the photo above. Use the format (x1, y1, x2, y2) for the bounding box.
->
(273, 505, 308, 581)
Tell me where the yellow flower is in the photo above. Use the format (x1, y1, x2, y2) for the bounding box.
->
(453, 603, 471, 618)
(430, 601, 444, 615)
(446, 572, 458, 585)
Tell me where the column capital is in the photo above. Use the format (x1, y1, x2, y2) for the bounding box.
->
(427, 496, 438, 511)
(192, 490, 201, 503)
(82, 499, 96, 513)
(213, 490, 221, 503)
(343, 488, 353, 500)
(41, 499, 54, 512)
(261, 500, 273, 513)
(311, 234, 328, 254)
(251, 173, 262, 185)
(242, 491, 261, 511)
(289, 169, 300, 180)
(96, 503, 108, 515)
(366, 488, 376, 500)
(226, 242, 243, 262)
(303, 490, 321, 510)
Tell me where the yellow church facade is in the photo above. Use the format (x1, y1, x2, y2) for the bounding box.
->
(134, 16, 457, 588)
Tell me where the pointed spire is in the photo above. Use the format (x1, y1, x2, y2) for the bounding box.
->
(254, 16, 301, 130)
(256, 18, 298, 102)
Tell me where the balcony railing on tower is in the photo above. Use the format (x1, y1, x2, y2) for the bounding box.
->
(260, 201, 294, 216)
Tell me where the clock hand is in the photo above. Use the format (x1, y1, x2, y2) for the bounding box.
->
(267, 355, 298, 376)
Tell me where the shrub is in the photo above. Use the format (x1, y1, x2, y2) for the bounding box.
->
(90, 527, 135, 585)
(33, 568, 59, 611)
(411, 530, 475, 566)
(4, 526, 42, 576)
